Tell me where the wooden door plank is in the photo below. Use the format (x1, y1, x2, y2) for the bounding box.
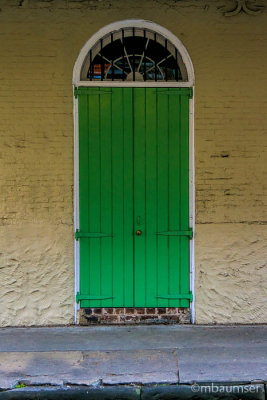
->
(112, 88, 126, 307)
(123, 88, 134, 307)
(144, 88, 158, 307)
(168, 91, 182, 307)
(99, 88, 113, 307)
(133, 88, 146, 307)
(180, 94, 190, 308)
(156, 89, 169, 307)
(87, 91, 101, 307)
(78, 94, 90, 308)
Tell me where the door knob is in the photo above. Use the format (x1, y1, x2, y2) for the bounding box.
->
(136, 230, 142, 236)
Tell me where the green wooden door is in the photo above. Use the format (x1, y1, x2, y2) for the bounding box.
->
(76, 87, 192, 308)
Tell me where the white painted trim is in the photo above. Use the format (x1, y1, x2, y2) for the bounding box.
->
(189, 91, 195, 324)
(73, 19, 195, 324)
(73, 19, 194, 87)
(72, 81, 192, 88)
(73, 87, 80, 323)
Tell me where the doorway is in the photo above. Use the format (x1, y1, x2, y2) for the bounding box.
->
(75, 86, 192, 308)
(73, 20, 195, 320)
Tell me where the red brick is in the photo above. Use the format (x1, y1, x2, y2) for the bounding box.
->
(125, 308, 135, 314)
(146, 308, 156, 314)
(103, 308, 114, 314)
(135, 308, 145, 314)
(114, 308, 125, 314)
(166, 308, 178, 314)
(93, 308, 102, 314)
(157, 308, 166, 314)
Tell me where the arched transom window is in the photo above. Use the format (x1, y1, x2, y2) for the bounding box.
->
(80, 27, 188, 82)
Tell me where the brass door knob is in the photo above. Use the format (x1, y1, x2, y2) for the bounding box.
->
(136, 230, 142, 236)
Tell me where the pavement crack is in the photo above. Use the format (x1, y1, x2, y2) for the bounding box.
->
(173, 348, 179, 383)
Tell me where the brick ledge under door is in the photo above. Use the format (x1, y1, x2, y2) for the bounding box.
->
(78, 307, 191, 325)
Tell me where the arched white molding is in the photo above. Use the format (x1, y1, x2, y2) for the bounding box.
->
(73, 19, 194, 87)
(73, 20, 195, 324)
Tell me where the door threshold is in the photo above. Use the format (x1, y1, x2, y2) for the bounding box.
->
(78, 307, 191, 325)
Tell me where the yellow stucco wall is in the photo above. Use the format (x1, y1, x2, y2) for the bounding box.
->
(0, 0, 266, 326)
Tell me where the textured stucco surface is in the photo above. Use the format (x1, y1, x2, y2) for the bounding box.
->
(195, 224, 266, 323)
(0, 0, 266, 325)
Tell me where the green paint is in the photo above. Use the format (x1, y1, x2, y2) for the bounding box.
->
(156, 229, 193, 238)
(156, 292, 193, 301)
(75, 230, 113, 239)
(77, 87, 192, 308)
(76, 293, 114, 303)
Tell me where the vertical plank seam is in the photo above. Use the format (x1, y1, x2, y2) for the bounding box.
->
(88, 93, 91, 307)
(111, 88, 114, 307)
(122, 88, 125, 306)
(144, 88, 147, 306)
(179, 94, 182, 307)
(132, 88, 136, 306)
(99, 90, 102, 306)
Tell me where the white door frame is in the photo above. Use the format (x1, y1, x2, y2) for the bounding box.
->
(73, 19, 195, 323)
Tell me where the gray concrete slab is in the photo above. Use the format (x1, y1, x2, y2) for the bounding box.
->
(178, 347, 267, 383)
(0, 325, 266, 352)
(0, 349, 178, 389)
(0, 325, 266, 389)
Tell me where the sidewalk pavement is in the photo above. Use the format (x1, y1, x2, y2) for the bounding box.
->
(0, 325, 266, 392)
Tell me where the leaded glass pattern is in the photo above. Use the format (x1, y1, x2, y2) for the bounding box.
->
(80, 28, 188, 82)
